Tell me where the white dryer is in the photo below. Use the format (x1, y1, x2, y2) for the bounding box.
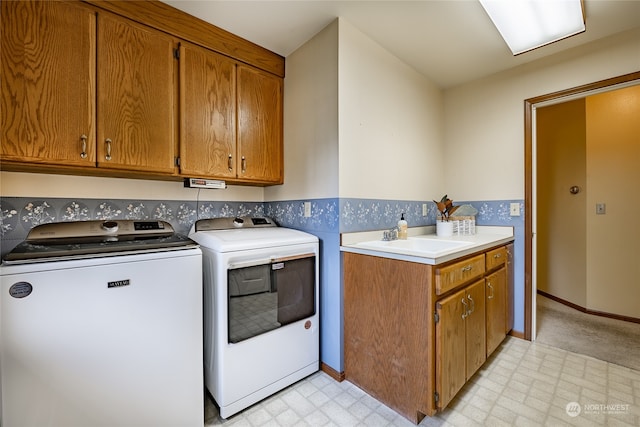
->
(189, 217, 319, 418)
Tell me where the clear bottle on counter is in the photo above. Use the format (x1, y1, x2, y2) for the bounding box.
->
(398, 213, 408, 240)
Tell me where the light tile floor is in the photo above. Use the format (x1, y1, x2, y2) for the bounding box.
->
(205, 337, 640, 426)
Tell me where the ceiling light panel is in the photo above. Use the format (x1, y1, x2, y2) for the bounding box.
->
(479, 0, 586, 55)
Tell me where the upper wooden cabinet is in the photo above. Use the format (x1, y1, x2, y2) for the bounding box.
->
(1, 0, 96, 166)
(97, 13, 177, 174)
(237, 65, 283, 184)
(179, 47, 283, 184)
(2, 0, 285, 185)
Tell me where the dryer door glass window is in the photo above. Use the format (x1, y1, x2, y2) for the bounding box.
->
(227, 255, 316, 343)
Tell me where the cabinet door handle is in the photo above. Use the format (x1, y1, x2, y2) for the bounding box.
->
(487, 282, 494, 300)
(228, 154, 233, 172)
(461, 298, 468, 319)
(493, 254, 502, 259)
(241, 156, 246, 173)
(467, 294, 475, 313)
(80, 134, 88, 159)
(461, 265, 473, 272)
(105, 138, 112, 161)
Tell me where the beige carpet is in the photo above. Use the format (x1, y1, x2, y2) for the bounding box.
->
(536, 294, 640, 371)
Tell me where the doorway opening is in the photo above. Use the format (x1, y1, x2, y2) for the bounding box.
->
(523, 70, 640, 341)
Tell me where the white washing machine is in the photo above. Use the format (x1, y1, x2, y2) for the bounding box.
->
(0, 220, 204, 427)
(189, 217, 319, 418)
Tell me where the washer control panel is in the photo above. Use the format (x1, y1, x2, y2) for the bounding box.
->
(24, 220, 172, 241)
(194, 216, 276, 232)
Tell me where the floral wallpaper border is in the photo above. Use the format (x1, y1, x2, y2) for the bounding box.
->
(0, 196, 524, 257)
(0, 197, 264, 256)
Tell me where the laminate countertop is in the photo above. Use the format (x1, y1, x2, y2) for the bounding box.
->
(340, 225, 514, 265)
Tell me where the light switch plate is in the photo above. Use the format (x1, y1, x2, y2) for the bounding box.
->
(422, 203, 428, 217)
(304, 201, 312, 217)
(510, 202, 521, 216)
(596, 203, 606, 215)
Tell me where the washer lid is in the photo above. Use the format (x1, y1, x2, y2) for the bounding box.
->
(3, 220, 197, 264)
(189, 227, 317, 252)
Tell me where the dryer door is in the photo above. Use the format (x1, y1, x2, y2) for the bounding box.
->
(227, 254, 316, 343)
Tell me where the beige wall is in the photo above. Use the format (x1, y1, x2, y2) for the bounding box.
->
(337, 19, 444, 200)
(536, 99, 587, 307)
(443, 28, 640, 201)
(265, 20, 339, 202)
(586, 85, 640, 318)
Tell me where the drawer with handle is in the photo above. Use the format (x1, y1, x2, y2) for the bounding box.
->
(434, 254, 485, 296)
(485, 246, 507, 271)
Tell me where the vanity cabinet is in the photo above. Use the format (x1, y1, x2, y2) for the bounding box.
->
(344, 242, 513, 424)
(1, 0, 97, 167)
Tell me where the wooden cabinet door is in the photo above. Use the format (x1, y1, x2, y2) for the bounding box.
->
(179, 43, 236, 178)
(464, 279, 486, 379)
(97, 13, 176, 174)
(1, 0, 96, 166)
(436, 288, 466, 410)
(506, 243, 514, 333)
(237, 65, 283, 183)
(486, 268, 507, 356)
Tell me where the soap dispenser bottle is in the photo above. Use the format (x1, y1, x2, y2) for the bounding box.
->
(398, 213, 408, 240)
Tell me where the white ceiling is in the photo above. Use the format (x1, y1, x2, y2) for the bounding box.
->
(162, 0, 640, 89)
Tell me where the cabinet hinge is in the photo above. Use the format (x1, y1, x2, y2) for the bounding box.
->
(175, 157, 181, 167)
(434, 311, 440, 324)
(434, 391, 439, 404)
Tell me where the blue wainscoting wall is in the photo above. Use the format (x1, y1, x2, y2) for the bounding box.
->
(1, 196, 524, 375)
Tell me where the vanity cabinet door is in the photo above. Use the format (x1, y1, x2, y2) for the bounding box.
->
(435, 288, 467, 410)
(464, 279, 486, 379)
(1, 0, 96, 166)
(486, 267, 507, 356)
(506, 243, 514, 333)
(436, 279, 486, 410)
(97, 12, 177, 174)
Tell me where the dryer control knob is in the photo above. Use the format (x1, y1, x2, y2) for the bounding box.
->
(102, 221, 119, 233)
(233, 217, 244, 228)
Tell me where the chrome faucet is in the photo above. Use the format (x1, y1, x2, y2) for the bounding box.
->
(382, 226, 399, 241)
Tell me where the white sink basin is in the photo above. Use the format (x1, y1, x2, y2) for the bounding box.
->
(354, 237, 473, 257)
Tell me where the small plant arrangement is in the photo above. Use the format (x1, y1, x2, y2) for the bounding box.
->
(433, 195, 459, 221)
